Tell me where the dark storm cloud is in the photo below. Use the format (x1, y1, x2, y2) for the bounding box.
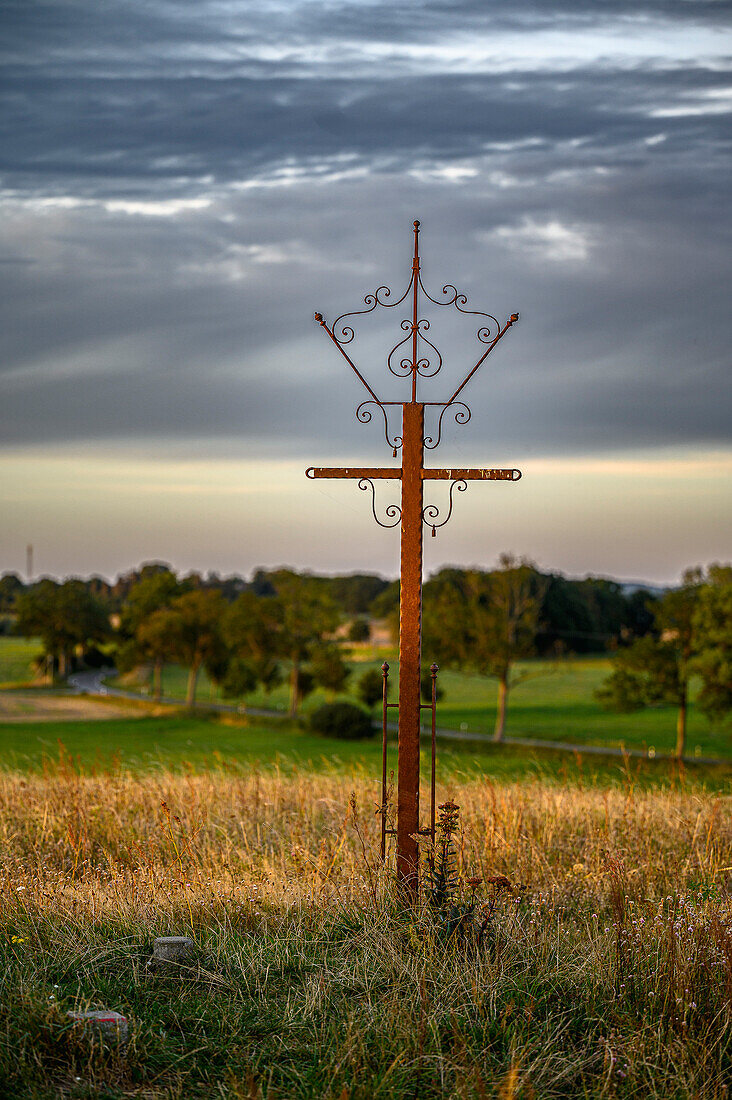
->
(0, 0, 730, 459)
(1, 160, 729, 457)
(2, 0, 729, 80)
(0, 65, 729, 195)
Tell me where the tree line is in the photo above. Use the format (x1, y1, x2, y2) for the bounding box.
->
(420, 556, 731, 752)
(595, 565, 732, 757)
(1, 560, 655, 645)
(3, 559, 730, 750)
(0, 564, 390, 618)
(10, 568, 353, 714)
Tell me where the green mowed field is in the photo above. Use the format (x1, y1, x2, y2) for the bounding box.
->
(112, 654, 732, 759)
(4, 633, 732, 762)
(2, 712, 732, 789)
(0, 635, 40, 685)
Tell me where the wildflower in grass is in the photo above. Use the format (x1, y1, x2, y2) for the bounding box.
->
(427, 802, 461, 908)
(437, 799, 460, 836)
(467, 876, 483, 901)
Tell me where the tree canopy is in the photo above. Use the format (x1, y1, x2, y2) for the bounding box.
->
(596, 567, 732, 756)
(15, 580, 109, 678)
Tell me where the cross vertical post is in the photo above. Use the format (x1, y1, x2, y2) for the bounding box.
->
(308, 221, 521, 899)
(396, 400, 425, 891)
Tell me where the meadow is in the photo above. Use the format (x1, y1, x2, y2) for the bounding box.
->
(2, 636, 731, 762)
(5, 710, 732, 794)
(2, 765, 732, 1098)
(3, 641, 732, 1096)
(113, 653, 730, 761)
(0, 634, 45, 686)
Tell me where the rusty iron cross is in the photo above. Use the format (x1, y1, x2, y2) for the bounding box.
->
(308, 221, 520, 897)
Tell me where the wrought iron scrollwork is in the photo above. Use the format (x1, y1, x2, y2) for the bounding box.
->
(332, 277, 414, 345)
(423, 401, 472, 450)
(413, 319, 442, 377)
(387, 321, 415, 378)
(387, 318, 443, 380)
(356, 401, 402, 453)
(422, 479, 467, 536)
(315, 221, 519, 440)
(359, 478, 401, 528)
(418, 274, 500, 346)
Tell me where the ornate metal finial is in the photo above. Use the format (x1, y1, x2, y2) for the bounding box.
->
(313, 220, 518, 448)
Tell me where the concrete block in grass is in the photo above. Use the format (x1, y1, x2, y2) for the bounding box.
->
(151, 935, 195, 966)
(67, 1009, 128, 1044)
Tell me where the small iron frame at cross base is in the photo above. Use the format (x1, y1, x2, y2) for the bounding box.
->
(308, 221, 521, 898)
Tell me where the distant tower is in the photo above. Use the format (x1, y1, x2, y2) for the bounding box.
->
(26, 544, 33, 581)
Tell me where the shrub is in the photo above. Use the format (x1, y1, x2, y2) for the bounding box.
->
(222, 658, 258, 699)
(357, 667, 383, 711)
(310, 701, 373, 740)
(348, 617, 371, 643)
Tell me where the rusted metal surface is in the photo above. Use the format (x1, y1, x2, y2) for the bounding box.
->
(424, 479, 467, 537)
(308, 220, 520, 898)
(429, 663, 438, 842)
(306, 465, 520, 481)
(306, 467, 400, 480)
(380, 661, 389, 862)
(396, 401, 424, 894)
(423, 468, 521, 481)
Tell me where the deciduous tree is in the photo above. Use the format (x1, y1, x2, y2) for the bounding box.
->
(118, 569, 183, 699)
(310, 644, 351, 699)
(268, 571, 340, 715)
(158, 590, 227, 709)
(222, 591, 284, 706)
(0, 573, 25, 614)
(348, 618, 371, 643)
(15, 580, 109, 679)
(596, 569, 703, 757)
(423, 556, 545, 742)
(692, 564, 732, 724)
(357, 668, 383, 714)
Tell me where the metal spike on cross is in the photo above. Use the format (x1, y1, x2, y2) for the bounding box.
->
(308, 221, 521, 897)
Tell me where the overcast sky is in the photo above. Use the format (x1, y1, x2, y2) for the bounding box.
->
(1, 0, 730, 584)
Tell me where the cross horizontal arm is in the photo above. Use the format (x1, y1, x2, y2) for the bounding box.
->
(422, 468, 521, 481)
(306, 466, 402, 480)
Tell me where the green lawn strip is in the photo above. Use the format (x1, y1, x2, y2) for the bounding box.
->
(9, 638, 729, 760)
(108, 655, 732, 760)
(0, 635, 42, 686)
(1, 713, 730, 789)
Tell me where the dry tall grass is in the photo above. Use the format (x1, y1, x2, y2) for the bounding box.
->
(2, 762, 732, 1097)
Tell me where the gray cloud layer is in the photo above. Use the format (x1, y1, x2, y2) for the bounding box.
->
(0, 0, 730, 461)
